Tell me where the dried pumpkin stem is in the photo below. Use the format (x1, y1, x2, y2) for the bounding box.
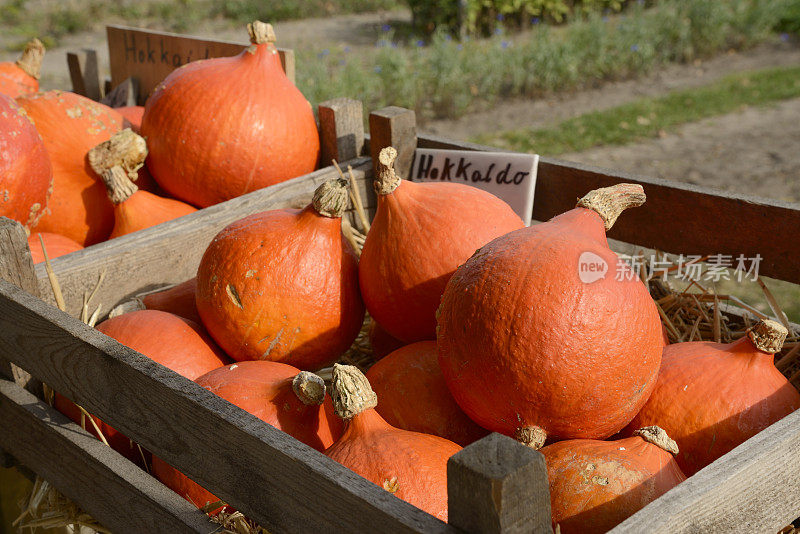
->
(577, 183, 646, 231)
(102, 167, 138, 204)
(514, 426, 547, 450)
(88, 128, 148, 181)
(292, 371, 326, 406)
(247, 21, 276, 45)
(374, 146, 401, 195)
(313, 178, 349, 218)
(747, 319, 787, 354)
(634, 426, 679, 455)
(16, 38, 45, 79)
(331, 363, 377, 420)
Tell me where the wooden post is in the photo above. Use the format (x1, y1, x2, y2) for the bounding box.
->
(369, 106, 417, 180)
(101, 77, 139, 108)
(280, 48, 296, 86)
(448, 433, 552, 533)
(67, 49, 102, 101)
(319, 98, 365, 166)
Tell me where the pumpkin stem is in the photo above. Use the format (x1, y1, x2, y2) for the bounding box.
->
(247, 21, 276, 45)
(88, 128, 148, 182)
(16, 38, 45, 80)
(374, 146, 401, 195)
(514, 426, 547, 450)
(331, 363, 377, 420)
(634, 426, 679, 455)
(292, 371, 327, 406)
(102, 167, 139, 204)
(313, 178, 349, 218)
(747, 319, 788, 354)
(576, 183, 646, 231)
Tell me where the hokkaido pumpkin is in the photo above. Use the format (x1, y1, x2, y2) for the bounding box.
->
(116, 105, 144, 132)
(143, 278, 200, 324)
(359, 147, 524, 344)
(17, 91, 125, 245)
(368, 320, 405, 360)
(153, 363, 340, 512)
(324, 364, 461, 521)
(366, 341, 488, 446)
(625, 319, 800, 476)
(88, 129, 197, 238)
(28, 233, 83, 263)
(141, 21, 320, 207)
(54, 310, 228, 463)
(542, 426, 686, 533)
(437, 183, 662, 446)
(0, 94, 51, 229)
(196, 178, 364, 369)
(0, 38, 44, 98)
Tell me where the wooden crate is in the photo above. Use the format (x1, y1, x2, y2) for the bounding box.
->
(1, 105, 799, 534)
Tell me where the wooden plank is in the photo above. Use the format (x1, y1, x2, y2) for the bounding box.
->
(369, 107, 417, 179)
(319, 98, 365, 165)
(416, 133, 800, 286)
(612, 407, 800, 533)
(448, 433, 552, 533)
(34, 158, 374, 317)
(101, 76, 139, 108)
(106, 25, 294, 104)
(66, 49, 101, 101)
(0, 379, 215, 534)
(0, 281, 452, 533)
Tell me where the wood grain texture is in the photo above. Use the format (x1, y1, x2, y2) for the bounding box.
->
(369, 107, 417, 179)
(612, 407, 800, 533)
(0, 379, 216, 534)
(319, 98, 365, 165)
(0, 280, 452, 533)
(448, 433, 552, 534)
(106, 25, 294, 104)
(101, 76, 138, 108)
(67, 49, 101, 100)
(34, 158, 374, 318)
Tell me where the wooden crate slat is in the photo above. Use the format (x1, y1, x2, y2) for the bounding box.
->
(34, 158, 374, 317)
(611, 407, 800, 533)
(0, 280, 452, 533)
(0, 379, 215, 534)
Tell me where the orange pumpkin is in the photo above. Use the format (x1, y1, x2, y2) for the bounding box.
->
(143, 278, 200, 324)
(359, 147, 524, 343)
(0, 39, 44, 98)
(116, 105, 144, 132)
(625, 319, 800, 476)
(368, 320, 405, 360)
(324, 364, 461, 521)
(17, 91, 125, 245)
(0, 93, 51, 229)
(54, 310, 228, 463)
(196, 178, 364, 369)
(28, 233, 83, 263)
(542, 426, 686, 533)
(88, 129, 197, 239)
(154, 364, 340, 512)
(141, 21, 320, 207)
(366, 341, 488, 446)
(437, 183, 662, 446)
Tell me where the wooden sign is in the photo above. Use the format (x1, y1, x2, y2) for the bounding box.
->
(409, 148, 539, 225)
(106, 25, 295, 105)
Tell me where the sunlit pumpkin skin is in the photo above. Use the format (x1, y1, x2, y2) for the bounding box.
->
(437, 183, 662, 445)
(28, 232, 83, 263)
(54, 310, 228, 463)
(366, 341, 488, 446)
(542, 426, 686, 533)
(0, 94, 51, 229)
(324, 365, 461, 521)
(368, 319, 405, 360)
(625, 320, 800, 476)
(117, 105, 144, 132)
(154, 364, 338, 513)
(143, 278, 200, 324)
(359, 147, 524, 344)
(151, 457, 229, 515)
(17, 90, 125, 245)
(141, 21, 319, 208)
(0, 39, 44, 98)
(196, 178, 364, 369)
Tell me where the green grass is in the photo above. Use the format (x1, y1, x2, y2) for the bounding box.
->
(474, 65, 800, 154)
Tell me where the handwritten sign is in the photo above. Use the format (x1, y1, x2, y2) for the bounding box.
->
(409, 148, 539, 225)
(106, 25, 294, 105)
